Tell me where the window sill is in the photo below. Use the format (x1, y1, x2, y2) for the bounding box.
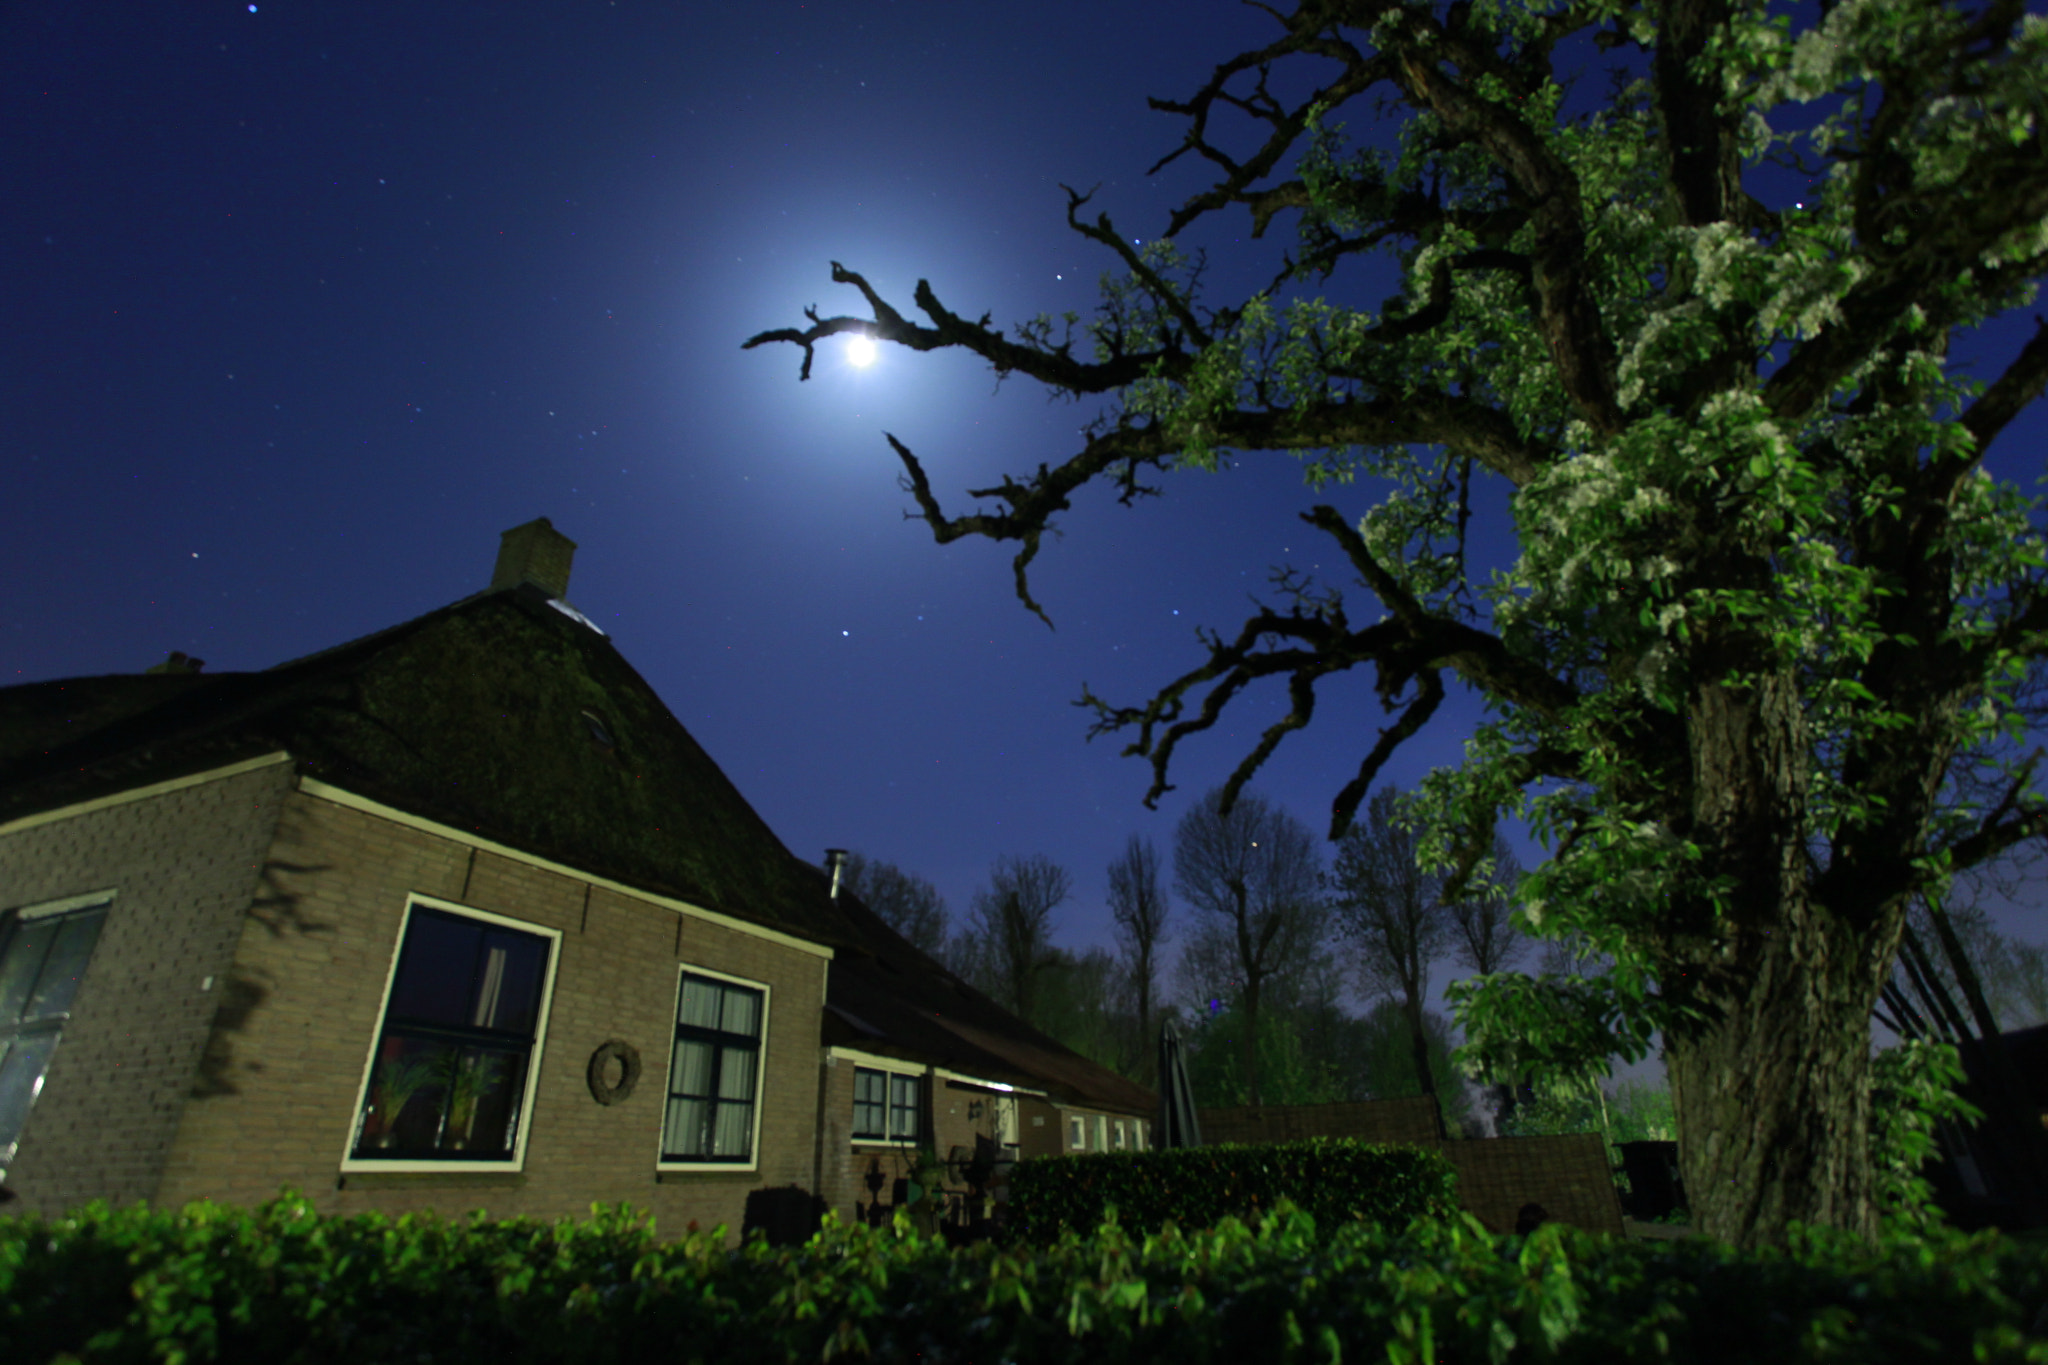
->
(656, 1164, 761, 1182)
(340, 1157, 526, 1175)
(339, 1169, 527, 1190)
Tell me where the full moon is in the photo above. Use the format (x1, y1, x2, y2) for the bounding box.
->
(846, 334, 877, 368)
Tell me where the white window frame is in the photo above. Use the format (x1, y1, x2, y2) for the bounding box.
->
(656, 961, 771, 1173)
(1068, 1116, 1085, 1150)
(340, 894, 562, 1174)
(851, 1064, 922, 1145)
(1094, 1114, 1108, 1152)
(0, 891, 116, 1178)
(1113, 1119, 1127, 1150)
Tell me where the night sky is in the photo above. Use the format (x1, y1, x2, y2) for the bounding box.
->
(8, 1, 2044, 1069)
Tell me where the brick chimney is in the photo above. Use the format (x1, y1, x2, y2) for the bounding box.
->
(490, 518, 576, 598)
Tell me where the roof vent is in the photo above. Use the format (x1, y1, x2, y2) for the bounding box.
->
(491, 517, 576, 599)
(825, 849, 849, 899)
(146, 651, 206, 675)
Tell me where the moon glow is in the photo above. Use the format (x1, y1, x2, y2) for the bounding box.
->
(846, 334, 877, 368)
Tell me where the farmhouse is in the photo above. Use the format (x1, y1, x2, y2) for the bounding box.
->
(0, 519, 1154, 1237)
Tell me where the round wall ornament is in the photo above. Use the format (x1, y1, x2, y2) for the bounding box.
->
(586, 1039, 642, 1106)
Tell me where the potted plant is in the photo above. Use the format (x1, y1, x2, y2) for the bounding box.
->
(369, 1054, 435, 1148)
(438, 1051, 502, 1150)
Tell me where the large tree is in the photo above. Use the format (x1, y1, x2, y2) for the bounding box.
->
(956, 854, 1073, 1025)
(1107, 834, 1173, 1083)
(838, 852, 951, 958)
(1173, 787, 1327, 1106)
(1441, 834, 1540, 1127)
(1331, 786, 1452, 1131)
(751, 0, 2048, 1248)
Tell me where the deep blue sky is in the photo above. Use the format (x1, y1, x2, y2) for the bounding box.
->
(7, 1, 2043, 1073)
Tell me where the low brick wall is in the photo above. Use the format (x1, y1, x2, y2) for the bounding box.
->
(1198, 1097, 1442, 1147)
(1194, 1098, 1625, 1238)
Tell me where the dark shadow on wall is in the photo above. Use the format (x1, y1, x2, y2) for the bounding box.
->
(190, 967, 271, 1099)
(247, 859, 335, 938)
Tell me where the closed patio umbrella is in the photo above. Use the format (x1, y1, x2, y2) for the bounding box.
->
(1154, 1017, 1202, 1150)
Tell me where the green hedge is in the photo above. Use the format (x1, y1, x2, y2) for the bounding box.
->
(1006, 1137, 1460, 1244)
(4, 1191, 2047, 1363)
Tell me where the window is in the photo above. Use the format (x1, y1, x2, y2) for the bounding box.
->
(0, 895, 110, 1176)
(1113, 1119, 1127, 1150)
(1094, 1115, 1108, 1151)
(348, 900, 557, 1167)
(1068, 1116, 1084, 1150)
(852, 1067, 920, 1142)
(661, 970, 767, 1165)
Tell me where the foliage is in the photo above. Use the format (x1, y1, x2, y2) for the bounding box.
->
(1350, 997, 1479, 1131)
(1006, 1137, 1460, 1244)
(1870, 1038, 1988, 1243)
(751, 0, 2048, 1247)
(1180, 1000, 1344, 1108)
(9, 1190, 2048, 1364)
(1172, 787, 1328, 1107)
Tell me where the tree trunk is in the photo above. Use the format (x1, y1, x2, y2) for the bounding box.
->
(1403, 991, 1444, 1137)
(1666, 897, 1890, 1247)
(1243, 975, 1263, 1107)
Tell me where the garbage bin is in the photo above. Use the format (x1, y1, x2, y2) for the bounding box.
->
(1615, 1141, 1687, 1222)
(743, 1184, 826, 1246)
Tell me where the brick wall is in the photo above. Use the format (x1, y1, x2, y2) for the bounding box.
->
(1190, 1097, 1625, 1238)
(148, 785, 826, 1243)
(1199, 1097, 1442, 1147)
(1439, 1133, 1625, 1237)
(0, 758, 297, 1215)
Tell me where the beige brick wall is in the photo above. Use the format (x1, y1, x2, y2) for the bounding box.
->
(150, 785, 826, 1244)
(0, 758, 297, 1215)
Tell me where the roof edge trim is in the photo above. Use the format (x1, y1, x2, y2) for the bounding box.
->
(0, 751, 295, 837)
(297, 776, 835, 961)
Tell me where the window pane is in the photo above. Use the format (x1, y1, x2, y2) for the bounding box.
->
(472, 929, 547, 1034)
(0, 920, 57, 1026)
(712, 1101, 752, 1157)
(0, 1033, 58, 1156)
(678, 978, 721, 1030)
(385, 912, 483, 1026)
(716, 1047, 756, 1102)
(670, 1039, 713, 1097)
(665, 1097, 709, 1156)
(22, 911, 106, 1023)
(854, 1070, 883, 1104)
(720, 986, 759, 1037)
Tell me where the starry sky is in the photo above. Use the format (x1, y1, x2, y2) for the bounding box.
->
(7, 1, 2044, 1073)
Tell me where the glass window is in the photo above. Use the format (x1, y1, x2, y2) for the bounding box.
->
(0, 898, 109, 1176)
(887, 1073, 919, 1141)
(662, 971, 765, 1163)
(852, 1067, 886, 1139)
(352, 904, 554, 1163)
(1094, 1115, 1108, 1151)
(1068, 1116, 1084, 1150)
(1113, 1119, 1127, 1150)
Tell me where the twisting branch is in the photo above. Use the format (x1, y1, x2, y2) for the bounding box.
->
(742, 262, 1187, 395)
(1079, 504, 1579, 834)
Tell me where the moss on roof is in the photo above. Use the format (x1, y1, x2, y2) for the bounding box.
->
(0, 587, 857, 950)
(1, 584, 1156, 1111)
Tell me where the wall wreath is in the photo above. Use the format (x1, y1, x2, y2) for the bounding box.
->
(586, 1039, 642, 1106)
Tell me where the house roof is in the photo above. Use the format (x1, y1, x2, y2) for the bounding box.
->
(0, 584, 862, 952)
(823, 887, 1157, 1116)
(1, 570, 1158, 1117)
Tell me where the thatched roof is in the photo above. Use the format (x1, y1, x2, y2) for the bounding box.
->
(1, 579, 1157, 1115)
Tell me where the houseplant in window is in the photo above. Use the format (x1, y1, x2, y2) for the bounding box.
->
(368, 1055, 436, 1148)
(437, 1051, 503, 1151)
